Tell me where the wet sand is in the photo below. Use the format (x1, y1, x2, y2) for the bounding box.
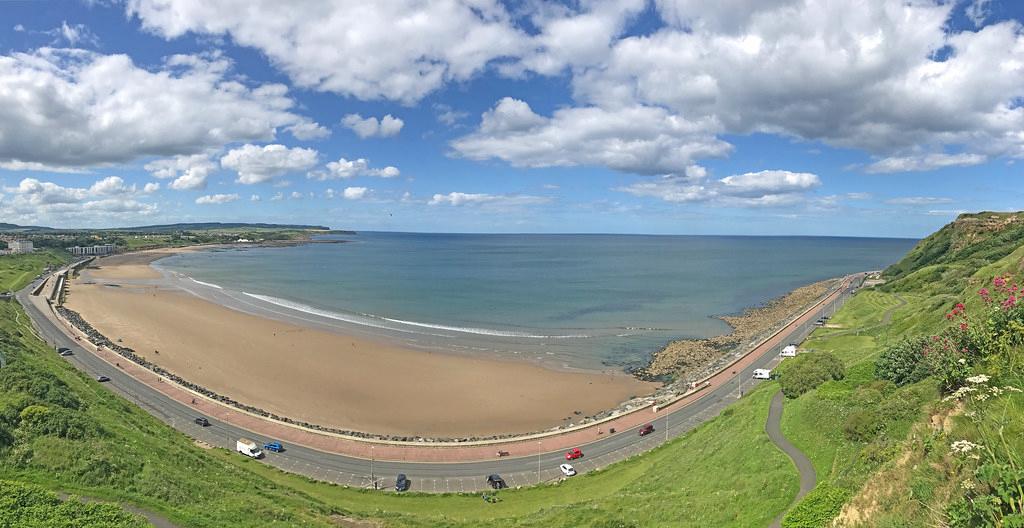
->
(65, 251, 656, 437)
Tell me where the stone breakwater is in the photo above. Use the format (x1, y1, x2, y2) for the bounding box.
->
(54, 304, 663, 443)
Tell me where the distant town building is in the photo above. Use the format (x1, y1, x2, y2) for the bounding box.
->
(69, 244, 116, 257)
(8, 240, 33, 254)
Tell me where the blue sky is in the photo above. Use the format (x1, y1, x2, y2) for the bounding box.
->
(0, 0, 1022, 237)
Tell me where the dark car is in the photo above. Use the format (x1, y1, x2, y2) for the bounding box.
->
(395, 474, 410, 492)
(486, 474, 507, 490)
(194, 417, 210, 427)
(57, 347, 72, 356)
(638, 424, 655, 436)
(96, 375, 110, 382)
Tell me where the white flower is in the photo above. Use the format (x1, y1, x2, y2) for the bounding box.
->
(966, 374, 990, 385)
(944, 386, 978, 401)
(961, 479, 976, 490)
(958, 358, 967, 365)
(1004, 386, 1023, 393)
(950, 440, 984, 455)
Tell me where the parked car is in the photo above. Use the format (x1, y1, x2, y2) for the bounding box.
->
(638, 423, 655, 436)
(486, 474, 507, 489)
(559, 463, 577, 477)
(95, 375, 110, 382)
(59, 348, 73, 357)
(194, 416, 210, 427)
(263, 441, 283, 453)
(565, 447, 583, 460)
(395, 474, 410, 492)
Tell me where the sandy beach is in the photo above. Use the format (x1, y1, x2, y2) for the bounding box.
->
(65, 250, 656, 437)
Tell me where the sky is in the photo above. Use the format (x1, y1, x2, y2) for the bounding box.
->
(0, 0, 1022, 237)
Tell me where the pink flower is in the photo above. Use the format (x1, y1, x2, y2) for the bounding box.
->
(960, 322, 969, 331)
(955, 303, 965, 311)
(979, 288, 990, 297)
(994, 276, 1006, 288)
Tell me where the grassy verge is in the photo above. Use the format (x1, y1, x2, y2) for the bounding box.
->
(0, 250, 68, 291)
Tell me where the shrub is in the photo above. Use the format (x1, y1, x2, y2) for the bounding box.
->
(779, 352, 846, 398)
(842, 410, 883, 442)
(782, 484, 851, 528)
(17, 406, 98, 440)
(874, 335, 933, 386)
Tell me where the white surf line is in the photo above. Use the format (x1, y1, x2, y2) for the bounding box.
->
(176, 280, 455, 339)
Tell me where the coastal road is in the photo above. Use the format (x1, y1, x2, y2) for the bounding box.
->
(17, 273, 863, 493)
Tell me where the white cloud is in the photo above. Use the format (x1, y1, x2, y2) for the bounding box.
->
(341, 114, 404, 138)
(965, 0, 992, 27)
(343, 186, 369, 200)
(0, 48, 319, 169)
(311, 157, 401, 180)
(428, 192, 551, 208)
(53, 21, 100, 47)
(144, 153, 217, 190)
(434, 103, 469, 126)
(616, 169, 821, 207)
(885, 196, 954, 205)
(250, 194, 260, 201)
(451, 98, 729, 175)
(195, 193, 239, 204)
(0, 177, 157, 224)
(573, 3, 1024, 163)
(89, 176, 137, 196)
(270, 192, 284, 201)
(143, 182, 161, 193)
(289, 191, 303, 200)
(221, 144, 319, 184)
(126, 0, 530, 103)
(718, 170, 820, 197)
(286, 121, 331, 140)
(864, 153, 987, 174)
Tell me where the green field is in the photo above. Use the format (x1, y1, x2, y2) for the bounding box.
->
(0, 251, 68, 291)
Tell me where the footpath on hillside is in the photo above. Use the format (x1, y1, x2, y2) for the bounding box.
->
(766, 390, 817, 528)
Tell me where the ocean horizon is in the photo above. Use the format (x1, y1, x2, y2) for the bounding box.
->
(155, 232, 918, 372)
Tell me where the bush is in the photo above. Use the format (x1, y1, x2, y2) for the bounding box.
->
(842, 410, 883, 442)
(782, 484, 851, 528)
(779, 352, 846, 398)
(0, 479, 147, 527)
(874, 335, 933, 386)
(17, 406, 98, 440)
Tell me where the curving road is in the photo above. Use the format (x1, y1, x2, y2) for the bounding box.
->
(766, 390, 817, 528)
(16, 271, 863, 494)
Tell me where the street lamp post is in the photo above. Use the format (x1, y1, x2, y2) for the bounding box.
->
(370, 445, 375, 490)
(537, 441, 541, 483)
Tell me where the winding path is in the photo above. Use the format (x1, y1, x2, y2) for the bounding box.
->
(766, 389, 817, 528)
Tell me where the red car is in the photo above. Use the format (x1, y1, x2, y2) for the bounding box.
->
(565, 448, 583, 460)
(638, 424, 655, 436)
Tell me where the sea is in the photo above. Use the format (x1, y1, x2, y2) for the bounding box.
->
(154, 233, 917, 372)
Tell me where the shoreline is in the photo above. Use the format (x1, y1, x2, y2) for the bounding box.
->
(64, 248, 658, 438)
(639, 278, 840, 383)
(63, 244, 843, 440)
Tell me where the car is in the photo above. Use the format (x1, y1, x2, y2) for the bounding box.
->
(395, 473, 410, 492)
(194, 417, 210, 427)
(486, 474, 507, 489)
(263, 441, 283, 453)
(58, 348, 73, 357)
(559, 463, 577, 477)
(565, 447, 583, 460)
(638, 424, 655, 436)
(96, 375, 110, 382)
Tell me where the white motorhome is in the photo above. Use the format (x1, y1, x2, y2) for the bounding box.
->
(752, 368, 772, 380)
(236, 438, 263, 459)
(781, 345, 798, 357)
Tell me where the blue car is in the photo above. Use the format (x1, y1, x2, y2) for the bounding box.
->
(263, 441, 283, 453)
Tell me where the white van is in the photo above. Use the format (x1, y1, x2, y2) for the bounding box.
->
(752, 368, 772, 380)
(236, 438, 263, 459)
(781, 345, 798, 357)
